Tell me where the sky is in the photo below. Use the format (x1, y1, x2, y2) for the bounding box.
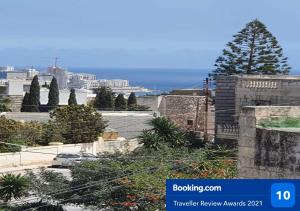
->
(0, 0, 300, 69)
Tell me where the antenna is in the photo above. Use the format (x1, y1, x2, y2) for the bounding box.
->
(54, 57, 59, 67)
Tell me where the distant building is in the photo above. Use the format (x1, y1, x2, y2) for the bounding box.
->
(215, 75, 300, 141)
(68, 73, 96, 89)
(158, 95, 214, 137)
(84, 79, 129, 89)
(40, 88, 92, 105)
(137, 94, 215, 138)
(0, 71, 27, 80)
(26, 68, 39, 79)
(0, 79, 32, 111)
(47, 66, 68, 89)
(0, 66, 14, 72)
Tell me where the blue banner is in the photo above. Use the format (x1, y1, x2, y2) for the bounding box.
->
(166, 179, 300, 210)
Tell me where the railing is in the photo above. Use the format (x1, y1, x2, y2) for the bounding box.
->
(216, 123, 239, 140)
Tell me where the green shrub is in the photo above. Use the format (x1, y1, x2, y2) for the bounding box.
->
(0, 138, 25, 153)
(259, 117, 300, 128)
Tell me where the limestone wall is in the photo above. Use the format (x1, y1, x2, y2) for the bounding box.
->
(137, 96, 162, 111)
(158, 95, 207, 131)
(215, 75, 300, 141)
(239, 106, 300, 178)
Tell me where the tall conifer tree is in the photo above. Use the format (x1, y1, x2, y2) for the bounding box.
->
(68, 88, 77, 105)
(47, 77, 59, 110)
(127, 92, 137, 110)
(212, 19, 291, 77)
(115, 94, 127, 111)
(21, 92, 30, 112)
(27, 75, 40, 112)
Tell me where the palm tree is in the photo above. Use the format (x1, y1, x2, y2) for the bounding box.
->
(149, 117, 187, 147)
(0, 174, 29, 202)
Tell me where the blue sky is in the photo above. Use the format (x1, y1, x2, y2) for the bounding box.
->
(0, 0, 299, 69)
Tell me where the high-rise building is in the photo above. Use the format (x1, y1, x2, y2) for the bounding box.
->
(47, 66, 68, 89)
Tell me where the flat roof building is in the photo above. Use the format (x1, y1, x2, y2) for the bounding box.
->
(215, 74, 300, 141)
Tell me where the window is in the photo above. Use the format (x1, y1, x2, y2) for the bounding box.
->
(187, 119, 194, 126)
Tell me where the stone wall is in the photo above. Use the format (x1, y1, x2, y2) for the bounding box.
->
(216, 75, 300, 141)
(137, 96, 162, 111)
(158, 95, 214, 135)
(239, 106, 300, 178)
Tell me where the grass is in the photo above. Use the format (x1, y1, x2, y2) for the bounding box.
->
(259, 117, 300, 128)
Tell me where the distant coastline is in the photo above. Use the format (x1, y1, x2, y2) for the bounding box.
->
(13, 66, 300, 92)
(68, 67, 212, 92)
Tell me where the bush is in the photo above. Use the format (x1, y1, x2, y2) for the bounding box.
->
(61, 145, 237, 210)
(0, 138, 25, 153)
(0, 174, 29, 202)
(139, 117, 190, 149)
(0, 117, 43, 152)
(50, 105, 107, 144)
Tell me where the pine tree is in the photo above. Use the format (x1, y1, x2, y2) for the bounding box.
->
(115, 94, 127, 111)
(21, 92, 30, 112)
(212, 19, 291, 77)
(47, 77, 59, 110)
(94, 87, 114, 110)
(27, 75, 40, 112)
(105, 88, 114, 110)
(68, 88, 77, 105)
(127, 92, 137, 110)
(94, 87, 107, 110)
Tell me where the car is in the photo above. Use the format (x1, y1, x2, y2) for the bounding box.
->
(52, 152, 98, 167)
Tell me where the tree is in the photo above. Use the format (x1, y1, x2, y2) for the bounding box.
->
(105, 88, 114, 110)
(212, 19, 291, 77)
(39, 122, 66, 145)
(127, 92, 137, 110)
(27, 75, 40, 112)
(141, 117, 188, 148)
(50, 105, 107, 144)
(47, 77, 59, 110)
(21, 92, 30, 112)
(94, 87, 106, 110)
(0, 174, 29, 202)
(0, 97, 11, 112)
(0, 104, 11, 112)
(94, 87, 114, 110)
(68, 88, 77, 105)
(115, 94, 127, 111)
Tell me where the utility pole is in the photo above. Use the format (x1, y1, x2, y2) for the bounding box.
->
(204, 77, 209, 141)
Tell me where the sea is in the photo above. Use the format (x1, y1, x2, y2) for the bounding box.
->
(69, 67, 212, 93)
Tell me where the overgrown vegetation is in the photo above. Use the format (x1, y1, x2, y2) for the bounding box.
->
(2, 117, 237, 210)
(49, 105, 107, 144)
(0, 105, 107, 151)
(259, 117, 300, 128)
(0, 117, 43, 152)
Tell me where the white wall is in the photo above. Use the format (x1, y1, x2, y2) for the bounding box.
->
(40, 89, 89, 105)
(0, 138, 140, 168)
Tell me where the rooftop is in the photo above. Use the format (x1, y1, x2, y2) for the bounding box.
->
(223, 74, 300, 80)
(2, 111, 154, 139)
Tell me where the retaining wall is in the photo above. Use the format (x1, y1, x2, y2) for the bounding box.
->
(0, 138, 140, 168)
(239, 106, 300, 178)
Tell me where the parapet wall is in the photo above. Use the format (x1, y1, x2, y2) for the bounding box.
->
(239, 106, 300, 178)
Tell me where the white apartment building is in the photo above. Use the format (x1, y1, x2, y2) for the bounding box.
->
(0, 66, 14, 72)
